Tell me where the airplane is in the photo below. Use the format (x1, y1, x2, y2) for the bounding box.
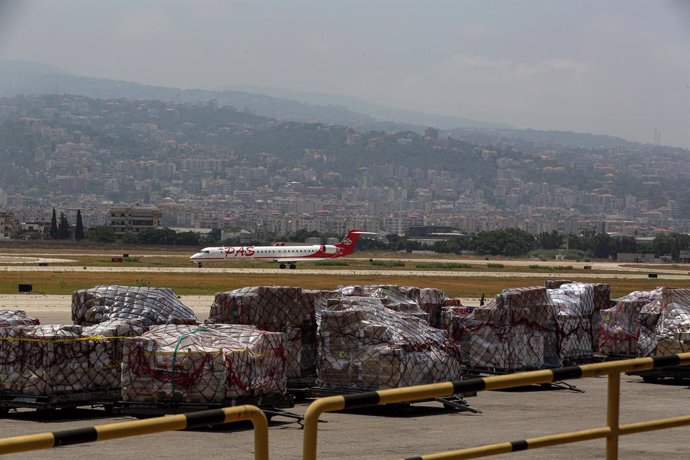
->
(190, 229, 376, 269)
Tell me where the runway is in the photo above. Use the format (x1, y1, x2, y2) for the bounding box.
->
(0, 264, 688, 281)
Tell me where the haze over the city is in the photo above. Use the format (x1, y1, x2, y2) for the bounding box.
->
(0, 0, 689, 148)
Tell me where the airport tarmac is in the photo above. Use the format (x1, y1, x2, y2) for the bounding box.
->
(0, 367, 688, 459)
(0, 294, 689, 459)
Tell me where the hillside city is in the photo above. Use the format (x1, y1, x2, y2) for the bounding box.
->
(1, 94, 689, 244)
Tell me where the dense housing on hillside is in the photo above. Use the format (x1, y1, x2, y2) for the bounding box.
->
(1, 94, 689, 239)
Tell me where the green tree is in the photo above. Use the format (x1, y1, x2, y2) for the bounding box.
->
(470, 228, 536, 256)
(538, 230, 563, 250)
(614, 236, 637, 254)
(137, 227, 176, 245)
(654, 233, 690, 260)
(174, 231, 200, 246)
(592, 232, 614, 258)
(385, 233, 404, 251)
(49, 208, 58, 240)
(57, 212, 70, 239)
(74, 210, 85, 241)
(201, 228, 222, 245)
(88, 226, 116, 243)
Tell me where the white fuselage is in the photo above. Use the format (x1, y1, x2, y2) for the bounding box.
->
(190, 243, 340, 264)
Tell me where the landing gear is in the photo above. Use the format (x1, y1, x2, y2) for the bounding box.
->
(197, 263, 203, 268)
(289, 264, 296, 269)
(279, 264, 286, 269)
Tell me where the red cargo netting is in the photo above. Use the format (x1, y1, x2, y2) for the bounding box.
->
(208, 286, 331, 381)
(0, 321, 143, 396)
(317, 296, 463, 391)
(548, 282, 610, 363)
(336, 285, 449, 328)
(450, 287, 561, 371)
(121, 324, 287, 404)
(0, 309, 40, 327)
(638, 288, 690, 356)
(598, 288, 662, 356)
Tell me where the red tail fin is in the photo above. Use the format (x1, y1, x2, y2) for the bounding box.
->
(335, 229, 364, 256)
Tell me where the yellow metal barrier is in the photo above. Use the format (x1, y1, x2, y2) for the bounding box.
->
(302, 352, 690, 460)
(0, 405, 269, 459)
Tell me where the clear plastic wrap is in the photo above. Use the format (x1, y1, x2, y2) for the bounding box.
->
(598, 288, 662, 356)
(548, 282, 610, 362)
(0, 322, 143, 396)
(121, 324, 286, 403)
(0, 309, 40, 327)
(317, 296, 462, 391)
(450, 287, 561, 371)
(72, 285, 198, 326)
(208, 286, 331, 381)
(637, 288, 690, 356)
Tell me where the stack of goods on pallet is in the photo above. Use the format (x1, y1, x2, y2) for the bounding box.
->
(548, 283, 610, 363)
(598, 289, 662, 356)
(337, 285, 448, 328)
(0, 322, 143, 396)
(335, 285, 430, 321)
(0, 309, 40, 327)
(208, 286, 332, 382)
(637, 288, 690, 356)
(72, 285, 198, 326)
(121, 324, 286, 403)
(450, 287, 561, 371)
(318, 296, 462, 391)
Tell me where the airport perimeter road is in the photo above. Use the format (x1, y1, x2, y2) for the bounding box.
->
(0, 376, 689, 459)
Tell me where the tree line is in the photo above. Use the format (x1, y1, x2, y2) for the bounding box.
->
(47, 208, 85, 241)
(29, 216, 690, 262)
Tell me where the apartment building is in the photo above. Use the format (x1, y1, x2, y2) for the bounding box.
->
(108, 204, 160, 235)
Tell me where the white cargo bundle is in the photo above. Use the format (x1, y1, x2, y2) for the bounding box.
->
(548, 282, 599, 361)
(121, 324, 287, 404)
(638, 288, 690, 356)
(0, 321, 143, 397)
(0, 309, 40, 327)
(72, 285, 198, 326)
(451, 287, 561, 371)
(317, 297, 463, 391)
(598, 289, 662, 356)
(209, 286, 330, 382)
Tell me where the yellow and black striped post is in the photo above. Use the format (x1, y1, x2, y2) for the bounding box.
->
(0, 405, 269, 459)
(302, 352, 690, 460)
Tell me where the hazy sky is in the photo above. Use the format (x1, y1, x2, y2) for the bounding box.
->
(1, 0, 689, 148)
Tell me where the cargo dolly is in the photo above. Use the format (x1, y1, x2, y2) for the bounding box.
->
(0, 389, 121, 416)
(299, 385, 479, 414)
(466, 367, 584, 393)
(111, 392, 302, 424)
(627, 364, 690, 383)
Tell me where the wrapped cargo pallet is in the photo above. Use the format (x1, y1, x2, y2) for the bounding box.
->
(336, 285, 430, 322)
(72, 285, 198, 326)
(337, 285, 448, 328)
(451, 287, 560, 371)
(121, 324, 286, 403)
(317, 296, 462, 391)
(208, 286, 332, 381)
(0, 322, 143, 397)
(637, 288, 690, 356)
(548, 282, 609, 363)
(598, 289, 661, 356)
(0, 309, 40, 327)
